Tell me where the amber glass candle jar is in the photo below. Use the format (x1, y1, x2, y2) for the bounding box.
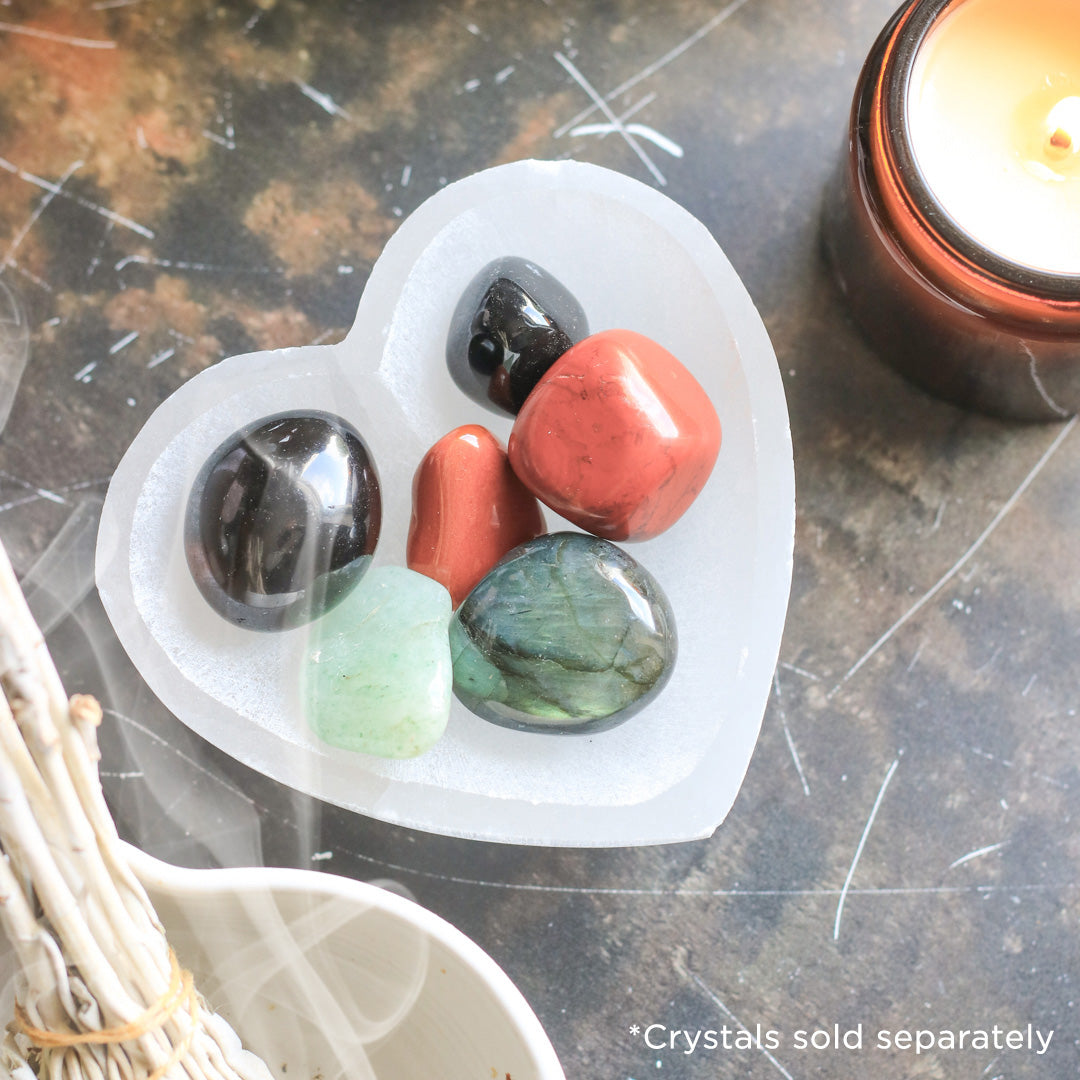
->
(823, 0, 1080, 420)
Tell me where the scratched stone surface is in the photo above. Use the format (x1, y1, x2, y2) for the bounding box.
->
(0, 2, 1078, 1078)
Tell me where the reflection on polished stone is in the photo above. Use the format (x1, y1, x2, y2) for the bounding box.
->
(185, 411, 381, 630)
(508, 329, 721, 541)
(446, 256, 588, 415)
(407, 424, 545, 608)
(304, 566, 452, 758)
(450, 532, 676, 734)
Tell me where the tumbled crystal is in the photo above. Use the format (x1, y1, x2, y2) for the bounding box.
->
(508, 329, 721, 541)
(303, 566, 452, 758)
(185, 411, 380, 630)
(446, 256, 588, 415)
(450, 532, 676, 734)
(407, 424, 545, 608)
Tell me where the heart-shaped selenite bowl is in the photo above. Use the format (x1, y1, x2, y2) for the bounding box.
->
(96, 160, 794, 846)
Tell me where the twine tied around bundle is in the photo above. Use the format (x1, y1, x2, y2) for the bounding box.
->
(13, 948, 199, 1080)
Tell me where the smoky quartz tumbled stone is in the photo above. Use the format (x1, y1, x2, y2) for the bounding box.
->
(446, 256, 588, 416)
(185, 411, 381, 631)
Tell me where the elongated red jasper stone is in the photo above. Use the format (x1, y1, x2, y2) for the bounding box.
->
(508, 329, 721, 542)
(408, 424, 545, 608)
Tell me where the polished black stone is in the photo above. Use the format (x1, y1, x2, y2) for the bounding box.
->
(185, 411, 381, 631)
(446, 256, 589, 415)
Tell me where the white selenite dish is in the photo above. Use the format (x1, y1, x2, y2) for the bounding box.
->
(96, 159, 795, 846)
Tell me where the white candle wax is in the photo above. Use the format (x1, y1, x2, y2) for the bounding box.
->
(907, 0, 1080, 276)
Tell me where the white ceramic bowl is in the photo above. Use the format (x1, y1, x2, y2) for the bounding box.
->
(0, 847, 565, 1080)
(131, 846, 564, 1080)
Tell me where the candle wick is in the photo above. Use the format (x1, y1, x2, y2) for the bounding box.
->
(1049, 127, 1073, 151)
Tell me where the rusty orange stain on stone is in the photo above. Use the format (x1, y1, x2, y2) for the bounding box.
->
(105, 277, 206, 340)
(232, 303, 316, 352)
(245, 179, 395, 275)
(493, 96, 572, 166)
(131, 107, 204, 168)
(10, 12, 123, 115)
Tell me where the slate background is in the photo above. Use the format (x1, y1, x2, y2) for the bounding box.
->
(0, 2, 1077, 1078)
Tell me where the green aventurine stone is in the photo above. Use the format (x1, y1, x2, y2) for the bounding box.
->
(450, 532, 677, 734)
(303, 566, 452, 758)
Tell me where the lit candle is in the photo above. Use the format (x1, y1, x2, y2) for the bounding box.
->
(823, 0, 1080, 420)
(906, 0, 1080, 275)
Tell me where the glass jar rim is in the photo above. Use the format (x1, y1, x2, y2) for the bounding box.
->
(884, 0, 1080, 301)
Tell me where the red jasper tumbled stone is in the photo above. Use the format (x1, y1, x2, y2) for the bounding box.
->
(408, 424, 545, 608)
(507, 329, 721, 542)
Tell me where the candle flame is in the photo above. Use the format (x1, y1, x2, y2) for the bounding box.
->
(1046, 96, 1080, 155)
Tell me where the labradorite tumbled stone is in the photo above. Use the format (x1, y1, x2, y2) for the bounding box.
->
(450, 532, 676, 734)
(446, 256, 589, 416)
(304, 566, 452, 758)
(185, 411, 381, 631)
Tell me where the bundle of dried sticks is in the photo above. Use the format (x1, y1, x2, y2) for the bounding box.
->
(0, 542, 273, 1080)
